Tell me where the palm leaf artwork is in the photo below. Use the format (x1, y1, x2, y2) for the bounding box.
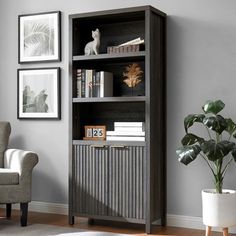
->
(24, 20, 54, 57)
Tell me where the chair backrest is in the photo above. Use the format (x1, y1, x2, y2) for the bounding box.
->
(0, 122, 11, 168)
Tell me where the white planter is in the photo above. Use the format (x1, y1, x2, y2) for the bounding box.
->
(202, 189, 236, 227)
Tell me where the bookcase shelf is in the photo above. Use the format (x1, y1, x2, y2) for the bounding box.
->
(69, 6, 166, 234)
(72, 139, 146, 145)
(72, 96, 146, 103)
(73, 51, 146, 62)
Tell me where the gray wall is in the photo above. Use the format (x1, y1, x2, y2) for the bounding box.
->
(1, 0, 236, 217)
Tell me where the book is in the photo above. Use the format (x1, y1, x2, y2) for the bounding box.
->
(106, 136, 145, 141)
(85, 69, 94, 98)
(106, 130, 145, 136)
(100, 71, 113, 97)
(114, 127, 144, 132)
(76, 69, 82, 98)
(93, 71, 100, 97)
(114, 122, 144, 127)
(81, 69, 86, 97)
(118, 37, 145, 46)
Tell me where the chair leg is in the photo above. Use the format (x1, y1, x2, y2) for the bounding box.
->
(223, 228, 229, 236)
(20, 203, 28, 227)
(206, 226, 212, 236)
(6, 203, 11, 218)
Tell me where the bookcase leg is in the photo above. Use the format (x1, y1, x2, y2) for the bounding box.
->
(69, 215, 74, 225)
(146, 222, 152, 234)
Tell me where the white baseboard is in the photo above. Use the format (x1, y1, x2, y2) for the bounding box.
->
(167, 214, 236, 234)
(4, 202, 236, 233)
(5, 201, 68, 215)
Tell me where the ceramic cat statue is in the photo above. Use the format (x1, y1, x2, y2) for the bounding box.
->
(84, 28, 101, 55)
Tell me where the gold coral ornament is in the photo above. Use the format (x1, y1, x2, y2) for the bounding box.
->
(123, 63, 143, 88)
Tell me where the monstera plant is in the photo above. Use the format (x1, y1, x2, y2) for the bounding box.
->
(176, 100, 236, 194)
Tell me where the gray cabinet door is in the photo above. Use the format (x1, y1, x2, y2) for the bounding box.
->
(108, 145, 146, 219)
(74, 144, 109, 216)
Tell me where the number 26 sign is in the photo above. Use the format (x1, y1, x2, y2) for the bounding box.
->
(84, 125, 106, 140)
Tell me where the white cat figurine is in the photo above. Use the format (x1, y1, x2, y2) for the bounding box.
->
(84, 28, 101, 55)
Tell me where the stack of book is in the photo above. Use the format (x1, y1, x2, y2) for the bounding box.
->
(76, 69, 113, 98)
(106, 122, 145, 141)
(107, 37, 145, 54)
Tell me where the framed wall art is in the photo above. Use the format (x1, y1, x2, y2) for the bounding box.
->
(18, 11, 61, 63)
(17, 67, 61, 119)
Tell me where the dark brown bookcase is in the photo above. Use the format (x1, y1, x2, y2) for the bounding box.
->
(69, 6, 166, 233)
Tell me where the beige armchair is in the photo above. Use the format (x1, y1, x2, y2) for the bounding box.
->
(0, 122, 38, 226)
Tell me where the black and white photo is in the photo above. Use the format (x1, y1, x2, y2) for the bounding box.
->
(17, 68, 61, 119)
(19, 11, 61, 63)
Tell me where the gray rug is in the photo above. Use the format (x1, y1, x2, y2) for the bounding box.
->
(0, 220, 129, 236)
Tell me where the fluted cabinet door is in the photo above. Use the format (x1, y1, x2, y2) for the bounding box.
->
(108, 145, 146, 219)
(74, 145, 109, 216)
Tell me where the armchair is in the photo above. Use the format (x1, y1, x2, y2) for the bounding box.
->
(0, 122, 38, 226)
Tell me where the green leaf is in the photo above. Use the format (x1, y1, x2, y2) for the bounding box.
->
(176, 145, 201, 165)
(226, 118, 236, 135)
(202, 100, 225, 114)
(203, 115, 227, 134)
(181, 133, 204, 146)
(201, 140, 235, 161)
(184, 114, 205, 133)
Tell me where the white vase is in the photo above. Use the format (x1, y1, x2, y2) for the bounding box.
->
(202, 189, 236, 227)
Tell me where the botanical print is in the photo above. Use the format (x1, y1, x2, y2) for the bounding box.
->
(18, 68, 60, 119)
(19, 12, 60, 62)
(23, 17, 55, 57)
(22, 73, 54, 113)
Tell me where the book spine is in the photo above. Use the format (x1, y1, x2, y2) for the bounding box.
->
(96, 72, 100, 97)
(106, 136, 145, 141)
(85, 70, 93, 98)
(114, 122, 144, 127)
(76, 69, 82, 98)
(81, 69, 86, 98)
(92, 72, 96, 97)
(114, 127, 144, 132)
(100, 72, 104, 97)
(106, 131, 145, 136)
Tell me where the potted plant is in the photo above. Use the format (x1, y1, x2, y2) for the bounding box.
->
(176, 100, 236, 236)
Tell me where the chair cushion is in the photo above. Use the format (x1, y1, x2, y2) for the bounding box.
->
(0, 122, 11, 168)
(0, 168, 19, 185)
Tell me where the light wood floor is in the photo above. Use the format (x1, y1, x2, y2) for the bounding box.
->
(0, 208, 235, 236)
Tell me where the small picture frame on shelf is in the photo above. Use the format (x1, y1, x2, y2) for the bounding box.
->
(17, 67, 61, 119)
(18, 11, 61, 63)
(83, 125, 106, 140)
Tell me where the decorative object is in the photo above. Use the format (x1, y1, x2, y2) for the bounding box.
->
(107, 37, 145, 54)
(17, 68, 61, 119)
(123, 63, 143, 95)
(176, 100, 236, 236)
(84, 28, 100, 55)
(19, 11, 61, 63)
(83, 125, 106, 140)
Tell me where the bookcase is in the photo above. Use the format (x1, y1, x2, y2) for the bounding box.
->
(69, 6, 166, 234)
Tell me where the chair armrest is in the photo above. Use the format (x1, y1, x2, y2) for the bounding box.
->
(4, 149, 38, 175)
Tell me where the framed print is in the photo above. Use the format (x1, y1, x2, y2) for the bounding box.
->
(18, 11, 61, 63)
(17, 68, 61, 119)
(83, 125, 106, 140)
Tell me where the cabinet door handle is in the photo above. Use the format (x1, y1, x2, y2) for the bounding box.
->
(90, 145, 106, 148)
(110, 145, 126, 148)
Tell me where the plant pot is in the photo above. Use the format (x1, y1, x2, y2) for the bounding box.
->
(202, 189, 236, 227)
